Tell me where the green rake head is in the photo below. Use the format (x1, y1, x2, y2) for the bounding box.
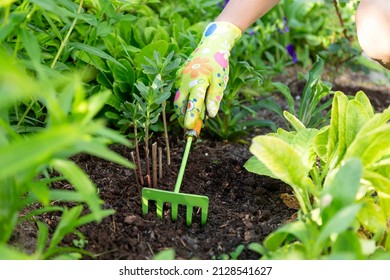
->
(142, 188, 209, 226)
(141, 120, 209, 226)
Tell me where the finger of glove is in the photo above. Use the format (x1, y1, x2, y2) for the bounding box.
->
(173, 85, 189, 128)
(206, 68, 229, 118)
(184, 84, 208, 130)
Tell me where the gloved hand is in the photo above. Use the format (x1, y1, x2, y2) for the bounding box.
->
(174, 21, 242, 133)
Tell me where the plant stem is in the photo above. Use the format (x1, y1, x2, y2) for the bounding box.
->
(158, 147, 163, 179)
(161, 101, 171, 166)
(144, 124, 151, 188)
(332, 0, 352, 41)
(130, 152, 140, 188)
(152, 142, 157, 188)
(50, 0, 84, 69)
(134, 126, 144, 186)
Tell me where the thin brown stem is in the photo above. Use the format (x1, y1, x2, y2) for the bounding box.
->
(161, 101, 171, 166)
(134, 126, 144, 186)
(130, 152, 140, 188)
(152, 142, 157, 188)
(158, 147, 163, 179)
(332, 0, 352, 41)
(144, 126, 151, 188)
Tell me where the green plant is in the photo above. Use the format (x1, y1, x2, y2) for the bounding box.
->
(245, 90, 390, 243)
(133, 75, 171, 186)
(264, 56, 333, 129)
(0, 50, 133, 259)
(248, 158, 390, 259)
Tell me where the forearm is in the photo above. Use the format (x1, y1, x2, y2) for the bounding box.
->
(215, 0, 281, 31)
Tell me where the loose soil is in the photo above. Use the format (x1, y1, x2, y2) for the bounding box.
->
(10, 67, 390, 260)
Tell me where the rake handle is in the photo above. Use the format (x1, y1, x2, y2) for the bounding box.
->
(173, 119, 202, 193)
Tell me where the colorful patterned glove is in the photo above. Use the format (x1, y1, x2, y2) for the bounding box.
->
(174, 21, 242, 132)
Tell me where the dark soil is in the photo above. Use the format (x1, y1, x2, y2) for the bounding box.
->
(10, 67, 390, 260)
(64, 139, 296, 260)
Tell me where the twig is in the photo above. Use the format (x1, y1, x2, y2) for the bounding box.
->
(161, 101, 171, 166)
(130, 152, 140, 188)
(152, 142, 157, 188)
(158, 147, 163, 179)
(134, 126, 144, 186)
(332, 0, 352, 41)
(144, 126, 151, 188)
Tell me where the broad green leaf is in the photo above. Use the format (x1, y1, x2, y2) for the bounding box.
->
(323, 158, 362, 205)
(345, 125, 390, 166)
(313, 126, 329, 161)
(331, 231, 362, 259)
(364, 170, 390, 195)
(356, 107, 390, 137)
(345, 100, 370, 146)
(327, 91, 349, 165)
(134, 40, 168, 66)
(321, 158, 362, 224)
(109, 59, 135, 93)
(316, 203, 362, 246)
(243, 156, 276, 179)
(358, 198, 387, 234)
(249, 135, 315, 212)
(264, 221, 316, 251)
(355, 91, 374, 117)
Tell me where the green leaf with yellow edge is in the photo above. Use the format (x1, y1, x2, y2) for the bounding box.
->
(358, 198, 387, 234)
(249, 135, 315, 213)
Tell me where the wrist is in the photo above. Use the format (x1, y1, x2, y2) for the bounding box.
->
(201, 21, 242, 49)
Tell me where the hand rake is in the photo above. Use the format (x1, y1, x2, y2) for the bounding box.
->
(141, 120, 209, 226)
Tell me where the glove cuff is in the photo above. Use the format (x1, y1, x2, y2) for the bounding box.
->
(201, 21, 242, 49)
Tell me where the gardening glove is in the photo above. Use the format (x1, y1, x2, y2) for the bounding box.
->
(174, 21, 242, 133)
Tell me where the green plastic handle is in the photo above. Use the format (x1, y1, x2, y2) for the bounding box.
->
(173, 135, 194, 193)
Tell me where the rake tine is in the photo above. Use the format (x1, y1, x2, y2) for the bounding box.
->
(156, 201, 163, 219)
(171, 204, 178, 222)
(142, 198, 149, 215)
(201, 208, 208, 226)
(186, 206, 193, 226)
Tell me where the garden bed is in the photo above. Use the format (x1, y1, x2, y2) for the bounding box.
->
(10, 69, 390, 260)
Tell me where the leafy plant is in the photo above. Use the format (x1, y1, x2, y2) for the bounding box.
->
(248, 158, 390, 260)
(245, 89, 390, 241)
(132, 75, 171, 187)
(0, 50, 133, 259)
(264, 56, 333, 130)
